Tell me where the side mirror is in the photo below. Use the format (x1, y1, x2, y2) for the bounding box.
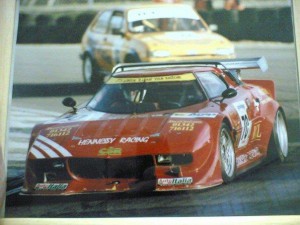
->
(62, 97, 77, 113)
(222, 88, 237, 99)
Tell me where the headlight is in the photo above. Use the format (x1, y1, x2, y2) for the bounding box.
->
(214, 47, 235, 55)
(156, 154, 193, 165)
(151, 50, 171, 58)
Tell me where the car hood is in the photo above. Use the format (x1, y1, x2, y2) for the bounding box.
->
(29, 106, 216, 159)
(135, 31, 234, 56)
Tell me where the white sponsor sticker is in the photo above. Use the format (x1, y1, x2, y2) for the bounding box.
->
(157, 177, 193, 186)
(119, 137, 149, 143)
(171, 113, 217, 118)
(127, 6, 199, 22)
(197, 113, 218, 118)
(236, 147, 261, 167)
(35, 183, 68, 191)
(233, 101, 252, 148)
(78, 138, 116, 146)
(30, 135, 72, 159)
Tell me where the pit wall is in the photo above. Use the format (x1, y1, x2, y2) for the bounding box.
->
(17, 7, 293, 43)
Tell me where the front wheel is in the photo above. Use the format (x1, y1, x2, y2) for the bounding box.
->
(219, 123, 236, 183)
(82, 55, 103, 85)
(82, 55, 94, 83)
(269, 109, 288, 162)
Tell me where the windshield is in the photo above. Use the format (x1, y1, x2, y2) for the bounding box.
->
(128, 18, 206, 33)
(127, 6, 206, 33)
(88, 76, 206, 114)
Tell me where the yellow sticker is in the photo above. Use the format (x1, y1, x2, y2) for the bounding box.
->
(98, 147, 122, 156)
(107, 73, 196, 84)
(251, 123, 262, 141)
(45, 125, 77, 137)
(169, 120, 201, 132)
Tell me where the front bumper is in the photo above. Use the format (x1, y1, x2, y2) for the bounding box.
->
(22, 146, 223, 195)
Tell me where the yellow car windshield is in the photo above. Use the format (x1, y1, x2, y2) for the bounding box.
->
(128, 18, 206, 33)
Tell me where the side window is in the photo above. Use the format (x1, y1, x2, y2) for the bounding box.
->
(196, 72, 227, 98)
(108, 12, 124, 34)
(92, 11, 112, 33)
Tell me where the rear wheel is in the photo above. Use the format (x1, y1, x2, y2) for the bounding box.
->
(269, 110, 288, 162)
(219, 123, 236, 183)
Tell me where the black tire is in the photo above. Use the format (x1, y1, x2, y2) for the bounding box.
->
(82, 55, 103, 85)
(268, 109, 288, 162)
(5, 174, 26, 206)
(219, 123, 236, 183)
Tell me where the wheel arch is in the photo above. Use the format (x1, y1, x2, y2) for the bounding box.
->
(82, 49, 94, 61)
(221, 116, 236, 141)
(124, 49, 141, 63)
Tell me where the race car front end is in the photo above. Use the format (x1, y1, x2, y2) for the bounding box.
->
(21, 111, 224, 195)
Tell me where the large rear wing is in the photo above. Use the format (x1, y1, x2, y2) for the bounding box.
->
(112, 57, 268, 74)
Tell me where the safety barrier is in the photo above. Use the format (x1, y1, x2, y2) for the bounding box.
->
(17, 7, 293, 43)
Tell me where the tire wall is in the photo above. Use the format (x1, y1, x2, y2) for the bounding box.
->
(17, 7, 294, 43)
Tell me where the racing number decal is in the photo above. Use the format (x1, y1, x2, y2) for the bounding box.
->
(233, 101, 252, 148)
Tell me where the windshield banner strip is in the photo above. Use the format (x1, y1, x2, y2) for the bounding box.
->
(107, 73, 196, 84)
(127, 7, 199, 22)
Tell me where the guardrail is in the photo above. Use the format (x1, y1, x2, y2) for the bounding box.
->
(17, 7, 294, 43)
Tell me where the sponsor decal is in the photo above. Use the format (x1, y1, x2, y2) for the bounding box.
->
(236, 147, 261, 167)
(107, 73, 195, 84)
(35, 183, 68, 191)
(119, 136, 149, 143)
(197, 113, 218, 118)
(251, 122, 262, 141)
(157, 177, 193, 186)
(128, 7, 199, 23)
(171, 112, 218, 118)
(29, 135, 72, 159)
(130, 114, 164, 118)
(150, 132, 160, 138)
(45, 125, 77, 138)
(78, 138, 116, 146)
(168, 120, 201, 132)
(98, 147, 122, 156)
(233, 101, 252, 148)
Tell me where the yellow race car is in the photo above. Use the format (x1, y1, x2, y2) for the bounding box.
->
(80, 4, 235, 84)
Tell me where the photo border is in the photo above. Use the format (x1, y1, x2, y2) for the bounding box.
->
(0, 0, 18, 218)
(1, 0, 300, 224)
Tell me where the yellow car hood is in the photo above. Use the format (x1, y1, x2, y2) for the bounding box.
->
(135, 31, 234, 56)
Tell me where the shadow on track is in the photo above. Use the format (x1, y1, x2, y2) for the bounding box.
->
(13, 83, 100, 97)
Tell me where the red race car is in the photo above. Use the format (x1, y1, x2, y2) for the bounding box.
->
(21, 58, 288, 195)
